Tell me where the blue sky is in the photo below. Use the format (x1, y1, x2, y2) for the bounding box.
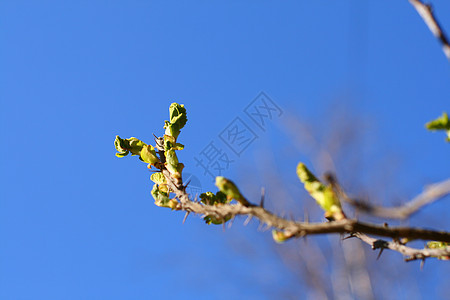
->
(1, 1, 449, 299)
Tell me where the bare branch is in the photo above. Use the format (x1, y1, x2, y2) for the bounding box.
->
(409, 0, 450, 60)
(154, 137, 450, 261)
(337, 177, 450, 219)
(161, 166, 450, 240)
(354, 233, 450, 262)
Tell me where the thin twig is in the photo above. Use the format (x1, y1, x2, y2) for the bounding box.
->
(355, 232, 450, 261)
(340, 178, 450, 219)
(409, 0, 450, 60)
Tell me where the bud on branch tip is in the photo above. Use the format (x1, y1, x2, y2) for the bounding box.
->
(296, 163, 345, 221)
(425, 112, 450, 142)
(215, 176, 251, 206)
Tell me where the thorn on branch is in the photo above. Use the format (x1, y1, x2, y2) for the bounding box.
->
(228, 215, 235, 229)
(289, 213, 295, 221)
(405, 253, 426, 262)
(295, 230, 306, 239)
(244, 215, 253, 226)
(183, 179, 191, 190)
(342, 233, 357, 241)
(153, 134, 164, 151)
(262, 223, 271, 232)
(258, 221, 264, 231)
(377, 248, 385, 260)
(260, 187, 265, 208)
(182, 212, 190, 224)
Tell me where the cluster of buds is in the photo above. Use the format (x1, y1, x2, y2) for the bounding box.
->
(198, 177, 251, 225)
(113, 103, 360, 245)
(114, 136, 159, 167)
(150, 173, 178, 209)
(114, 103, 188, 209)
(199, 191, 230, 224)
(163, 104, 187, 184)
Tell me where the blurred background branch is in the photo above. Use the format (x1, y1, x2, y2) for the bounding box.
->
(409, 0, 450, 60)
(336, 177, 450, 219)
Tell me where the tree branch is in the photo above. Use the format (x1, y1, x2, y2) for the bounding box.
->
(157, 158, 450, 260)
(354, 233, 450, 262)
(148, 133, 450, 262)
(409, 0, 450, 60)
(336, 177, 450, 219)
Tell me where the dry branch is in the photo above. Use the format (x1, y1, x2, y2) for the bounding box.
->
(409, 0, 450, 60)
(332, 176, 450, 220)
(355, 233, 450, 262)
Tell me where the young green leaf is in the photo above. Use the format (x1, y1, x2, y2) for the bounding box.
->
(164, 103, 187, 140)
(164, 149, 184, 180)
(151, 183, 177, 209)
(150, 173, 166, 185)
(114, 136, 146, 156)
(140, 145, 159, 165)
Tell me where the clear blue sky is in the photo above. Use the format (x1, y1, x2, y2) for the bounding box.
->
(1, 1, 449, 299)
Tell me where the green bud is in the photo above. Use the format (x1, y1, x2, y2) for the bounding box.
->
(140, 145, 159, 165)
(215, 176, 249, 206)
(200, 191, 230, 224)
(164, 103, 187, 140)
(427, 241, 450, 260)
(200, 191, 228, 205)
(425, 112, 450, 142)
(272, 230, 290, 243)
(296, 162, 319, 183)
(165, 149, 179, 166)
(204, 214, 231, 225)
(297, 163, 345, 221)
(151, 183, 175, 209)
(427, 241, 448, 249)
(200, 192, 215, 205)
(127, 137, 146, 156)
(164, 149, 184, 180)
(150, 173, 166, 185)
(163, 135, 176, 150)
